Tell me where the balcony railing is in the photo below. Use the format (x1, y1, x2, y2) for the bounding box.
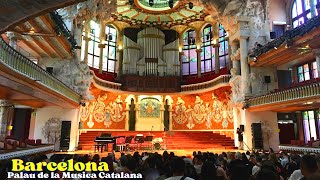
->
(181, 75, 231, 92)
(279, 145, 320, 153)
(247, 80, 320, 107)
(250, 15, 320, 58)
(0, 37, 81, 103)
(91, 71, 121, 90)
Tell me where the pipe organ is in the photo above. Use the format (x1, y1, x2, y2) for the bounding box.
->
(123, 27, 180, 77)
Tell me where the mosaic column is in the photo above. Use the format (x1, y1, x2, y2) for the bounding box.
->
(83, 21, 91, 64)
(240, 36, 250, 96)
(98, 43, 105, 73)
(214, 43, 220, 73)
(0, 100, 13, 140)
(117, 49, 124, 79)
(196, 48, 202, 77)
(231, 41, 240, 75)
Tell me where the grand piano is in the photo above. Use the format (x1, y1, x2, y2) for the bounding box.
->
(94, 133, 116, 153)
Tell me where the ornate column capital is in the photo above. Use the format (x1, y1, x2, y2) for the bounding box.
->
(0, 100, 13, 107)
(5, 31, 20, 41)
(83, 37, 91, 41)
(98, 44, 105, 48)
(196, 49, 202, 53)
(212, 44, 220, 48)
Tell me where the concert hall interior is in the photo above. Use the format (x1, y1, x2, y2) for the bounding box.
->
(1, 0, 320, 160)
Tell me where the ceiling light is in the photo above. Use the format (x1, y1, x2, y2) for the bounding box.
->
(149, 0, 154, 6)
(128, 0, 134, 5)
(169, 0, 174, 8)
(188, 2, 193, 9)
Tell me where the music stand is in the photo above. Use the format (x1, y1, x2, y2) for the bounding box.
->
(125, 136, 133, 151)
(135, 135, 144, 150)
(144, 136, 153, 150)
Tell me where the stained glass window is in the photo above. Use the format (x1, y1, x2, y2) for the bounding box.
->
(292, 0, 320, 28)
(182, 29, 197, 75)
(303, 111, 311, 143)
(87, 20, 101, 68)
(297, 62, 318, 82)
(219, 24, 228, 69)
(102, 25, 117, 73)
(312, 61, 319, 78)
(302, 110, 320, 143)
(201, 25, 215, 73)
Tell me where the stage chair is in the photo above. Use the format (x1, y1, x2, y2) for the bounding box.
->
(116, 137, 126, 152)
(36, 139, 42, 145)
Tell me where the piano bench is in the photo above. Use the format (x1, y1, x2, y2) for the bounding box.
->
(94, 144, 105, 153)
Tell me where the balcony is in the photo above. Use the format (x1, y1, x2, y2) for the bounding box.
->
(0, 37, 81, 104)
(121, 75, 181, 92)
(249, 16, 320, 67)
(181, 75, 231, 93)
(247, 79, 320, 111)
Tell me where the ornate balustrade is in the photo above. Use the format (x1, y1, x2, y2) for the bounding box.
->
(247, 80, 320, 107)
(50, 11, 78, 49)
(0, 37, 81, 103)
(121, 75, 181, 92)
(91, 70, 121, 90)
(279, 145, 320, 153)
(181, 75, 231, 92)
(250, 15, 320, 58)
(0, 145, 54, 160)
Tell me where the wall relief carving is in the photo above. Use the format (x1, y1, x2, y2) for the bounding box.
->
(80, 94, 126, 128)
(172, 94, 233, 129)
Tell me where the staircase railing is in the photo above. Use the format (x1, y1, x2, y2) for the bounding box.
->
(0, 37, 81, 103)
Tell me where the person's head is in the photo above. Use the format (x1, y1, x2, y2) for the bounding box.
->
(256, 168, 277, 180)
(194, 155, 203, 165)
(119, 155, 128, 167)
(235, 152, 242, 160)
(201, 161, 217, 180)
(229, 163, 250, 180)
(171, 157, 185, 176)
(301, 155, 318, 177)
(250, 155, 257, 164)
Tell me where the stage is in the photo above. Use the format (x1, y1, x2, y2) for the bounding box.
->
(55, 148, 242, 159)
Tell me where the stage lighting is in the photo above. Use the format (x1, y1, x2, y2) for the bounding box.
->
(169, 0, 174, 8)
(149, 0, 154, 6)
(188, 2, 193, 9)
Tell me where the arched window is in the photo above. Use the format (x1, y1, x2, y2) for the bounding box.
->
(102, 25, 117, 73)
(292, 0, 319, 28)
(219, 24, 228, 69)
(201, 25, 215, 73)
(88, 20, 101, 68)
(182, 29, 197, 75)
(80, 20, 101, 68)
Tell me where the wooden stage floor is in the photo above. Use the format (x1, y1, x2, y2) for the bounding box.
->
(55, 148, 243, 159)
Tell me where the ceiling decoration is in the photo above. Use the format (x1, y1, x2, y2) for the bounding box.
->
(2, 14, 72, 59)
(113, 0, 208, 27)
